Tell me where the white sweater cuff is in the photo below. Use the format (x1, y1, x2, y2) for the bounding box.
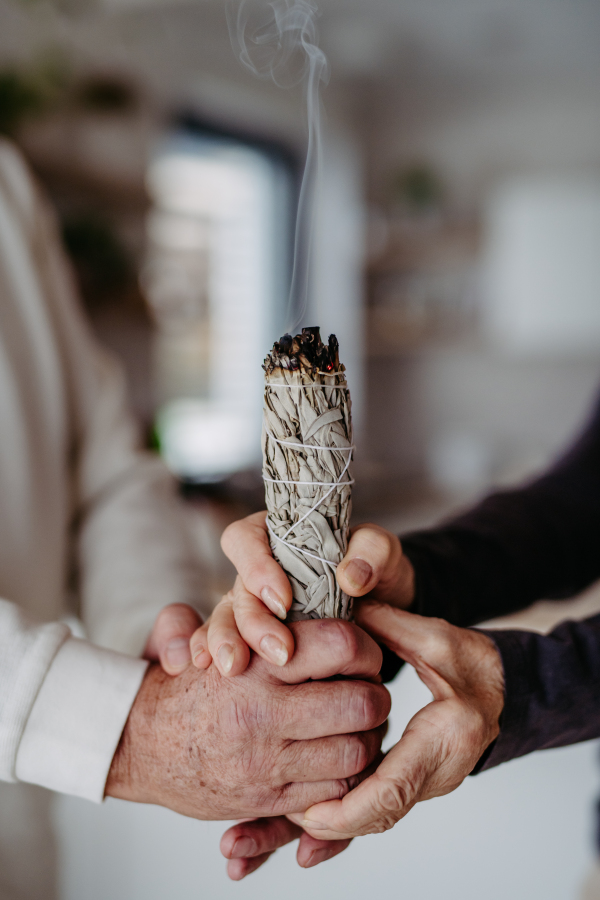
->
(15, 637, 148, 802)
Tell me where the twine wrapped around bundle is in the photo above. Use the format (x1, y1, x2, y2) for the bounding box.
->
(262, 327, 354, 621)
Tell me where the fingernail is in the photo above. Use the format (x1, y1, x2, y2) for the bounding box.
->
(231, 836, 257, 858)
(305, 848, 333, 868)
(302, 818, 328, 831)
(261, 587, 287, 620)
(165, 637, 191, 670)
(192, 646, 209, 668)
(343, 558, 373, 590)
(217, 643, 235, 675)
(259, 634, 288, 666)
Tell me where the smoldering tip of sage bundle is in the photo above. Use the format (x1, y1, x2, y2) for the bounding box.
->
(262, 326, 353, 622)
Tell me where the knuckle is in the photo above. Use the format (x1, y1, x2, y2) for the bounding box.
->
(345, 772, 364, 791)
(322, 619, 359, 665)
(420, 632, 442, 662)
(223, 694, 263, 738)
(273, 782, 307, 815)
(234, 590, 258, 617)
(365, 525, 396, 566)
(241, 562, 266, 592)
(373, 685, 392, 725)
(375, 774, 412, 817)
(251, 785, 278, 815)
(426, 615, 449, 633)
(343, 734, 370, 776)
(217, 590, 235, 612)
(332, 778, 353, 800)
(418, 626, 451, 667)
(351, 684, 386, 729)
(190, 630, 207, 652)
(381, 528, 396, 558)
(367, 814, 401, 835)
(220, 521, 240, 555)
(211, 599, 234, 631)
(260, 817, 289, 846)
(388, 531, 402, 556)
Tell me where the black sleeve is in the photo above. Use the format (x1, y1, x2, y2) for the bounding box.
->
(401, 388, 600, 627)
(472, 615, 600, 771)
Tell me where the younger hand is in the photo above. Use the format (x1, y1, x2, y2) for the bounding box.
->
(187, 511, 415, 676)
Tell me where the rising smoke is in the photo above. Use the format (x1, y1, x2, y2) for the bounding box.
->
(226, 0, 329, 331)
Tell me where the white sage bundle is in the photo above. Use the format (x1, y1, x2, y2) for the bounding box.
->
(262, 327, 353, 621)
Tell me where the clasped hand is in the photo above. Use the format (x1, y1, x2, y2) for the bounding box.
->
(108, 602, 389, 878)
(140, 513, 504, 879)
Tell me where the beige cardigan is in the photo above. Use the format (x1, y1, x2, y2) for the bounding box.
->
(0, 140, 209, 801)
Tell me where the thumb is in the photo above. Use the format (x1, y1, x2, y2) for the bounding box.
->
(336, 525, 400, 597)
(300, 704, 447, 840)
(356, 601, 441, 663)
(144, 603, 203, 675)
(336, 525, 413, 608)
(356, 601, 457, 700)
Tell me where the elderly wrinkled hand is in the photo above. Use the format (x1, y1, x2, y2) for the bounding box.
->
(144, 597, 386, 878)
(293, 602, 504, 839)
(106, 616, 390, 824)
(219, 602, 504, 876)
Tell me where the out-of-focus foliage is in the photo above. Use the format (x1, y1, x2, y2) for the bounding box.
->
(392, 163, 444, 214)
(0, 51, 71, 136)
(0, 70, 46, 136)
(0, 52, 139, 136)
(61, 213, 134, 308)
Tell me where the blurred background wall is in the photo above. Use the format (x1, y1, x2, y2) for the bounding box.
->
(1, 0, 600, 896)
(3, 0, 600, 504)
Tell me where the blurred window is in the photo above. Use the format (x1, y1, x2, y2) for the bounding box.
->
(143, 128, 293, 481)
(484, 177, 600, 354)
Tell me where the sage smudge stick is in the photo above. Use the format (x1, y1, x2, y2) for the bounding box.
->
(262, 327, 353, 621)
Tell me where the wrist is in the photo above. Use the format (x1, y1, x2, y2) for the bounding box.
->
(105, 664, 165, 804)
(472, 631, 505, 741)
(105, 663, 218, 819)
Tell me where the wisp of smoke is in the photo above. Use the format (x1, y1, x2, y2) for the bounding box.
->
(227, 0, 329, 331)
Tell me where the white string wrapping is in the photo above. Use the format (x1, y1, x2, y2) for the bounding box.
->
(262, 370, 354, 621)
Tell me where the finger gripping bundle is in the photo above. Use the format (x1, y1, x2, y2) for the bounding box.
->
(262, 326, 354, 621)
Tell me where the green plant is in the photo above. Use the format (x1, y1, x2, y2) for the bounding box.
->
(0, 70, 45, 136)
(393, 163, 444, 213)
(0, 51, 72, 136)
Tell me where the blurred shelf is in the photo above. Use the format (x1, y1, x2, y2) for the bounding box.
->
(367, 216, 481, 276)
(30, 156, 149, 214)
(366, 214, 482, 357)
(17, 110, 153, 215)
